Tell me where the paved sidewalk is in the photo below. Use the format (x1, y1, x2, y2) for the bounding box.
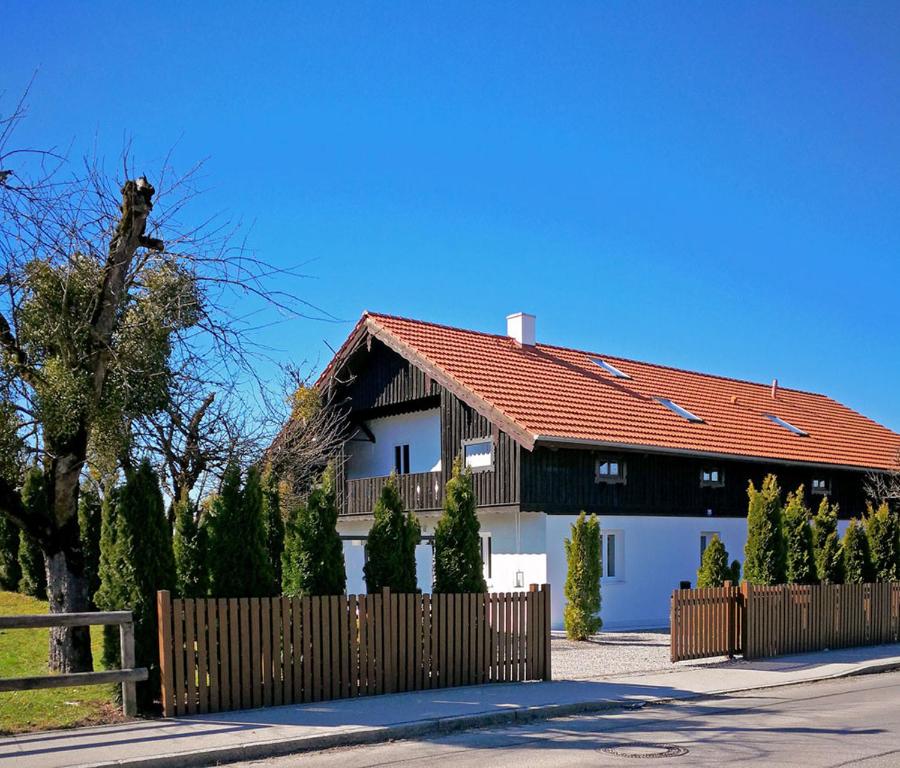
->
(3, 644, 899, 768)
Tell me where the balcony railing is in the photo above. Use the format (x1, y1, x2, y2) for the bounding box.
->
(342, 471, 443, 516)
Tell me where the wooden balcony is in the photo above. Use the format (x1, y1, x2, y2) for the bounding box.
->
(341, 471, 443, 516)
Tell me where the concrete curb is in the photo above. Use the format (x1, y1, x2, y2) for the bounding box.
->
(82, 659, 900, 768)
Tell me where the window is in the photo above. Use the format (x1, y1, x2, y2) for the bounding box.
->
(700, 531, 720, 562)
(811, 478, 831, 495)
(700, 468, 724, 487)
(463, 438, 494, 471)
(595, 458, 626, 484)
(394, 444, 410, 474)
(602, 531, 623, 580)
(480, 532, 492, 580)
(590, 357, 631, 379)
(657, 398, 704, 423)
(765, 413, 808, 436)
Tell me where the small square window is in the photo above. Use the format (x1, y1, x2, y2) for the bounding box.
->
(464, 438, 494, 471)
(394, 444, 410, 474)
(811, 478, 830, 495)
(700, 468, 724, 487)
(595, 458, 626, 484)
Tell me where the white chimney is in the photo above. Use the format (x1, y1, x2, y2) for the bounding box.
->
(507, 312, 536, 346)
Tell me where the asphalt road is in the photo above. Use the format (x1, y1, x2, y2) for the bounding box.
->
(239, 672, 900, 768)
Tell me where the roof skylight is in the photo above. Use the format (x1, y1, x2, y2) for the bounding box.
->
(765, 413, 808, 436)
(657, 398, 704, 423)
(591, 358, 631, 379)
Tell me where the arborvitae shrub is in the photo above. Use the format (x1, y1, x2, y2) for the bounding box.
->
(18, 467, 47, 600)
(0, 513, 20, 591)
(783, 487, 817, 585)
(842, 519, 872, 585)
(96, 460, 176, 711)
(433, 458, 487, 594)
(364, 474, 421, 593)
(207, 463, 274, 597)
(281, 466, 346, 596)
(173, 493, 208, 597)
(812, 498, 844, 584)
(261, 469, 285, 593)
(697, 535, 731, 588)
(78, 484, 102, 605)
(563, 512, 602, 639)
(95, 487, 123, 667)
(865, 502, 898, 582)
(729, 559, 742, 584)
(743, 474, 786, 585)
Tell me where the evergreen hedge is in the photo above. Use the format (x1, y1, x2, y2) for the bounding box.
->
(18, 467, 47, 600)
(433, 458, 486, 594)
(0, 513, 20, 591)
(281, 466, 346, 596)
(78, 484, 102, 605)
(783, 487, 817, 585)
(262, 469, 284, 593)
(743, 474, 786, 585)
(563, 512, 602, 639)
(697, 535, 731, 588)
(363, 474, 421, 593)
(812, 497, 844, 584)
(865, 502, 899, 582)
(173, 493, 208, 598)
(842, 519, 872, 584)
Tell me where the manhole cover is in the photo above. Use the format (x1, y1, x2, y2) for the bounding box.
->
(599, 743, 689, 759)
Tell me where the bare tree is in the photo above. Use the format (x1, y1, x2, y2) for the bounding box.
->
(866, 450, 900, 512)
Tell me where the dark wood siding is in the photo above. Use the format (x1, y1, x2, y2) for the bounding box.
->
(520, 447, 868, 518)
(342, 339, 436, 413)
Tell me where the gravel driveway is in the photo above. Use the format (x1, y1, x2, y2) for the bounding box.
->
(552, 630, 734, 680)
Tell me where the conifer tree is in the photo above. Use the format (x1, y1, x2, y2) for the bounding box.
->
(207, 463, 274, 597)
(282, 466, 346, 596)
(94, 488, 123, 665)
(812, 498, 844, 584)
(78, 484, 102, 606)
(0, 514, 20, 591)
(433, 458, 487, 594)
(18, 468, 47, 600)
(743, 474, 786, 585)
(173, 493, 208, 597)
(697, 535, 731, 587)
(261, 469, 284, 592)
(563, 512, 602, 639)
(96, 461, 175, 710)
(842, 519, 872, 584)
(783, 487, 817, 585)
(364, 475, 421, 593)
(865, 502, 899, 582)
(729, 559, 742, 584)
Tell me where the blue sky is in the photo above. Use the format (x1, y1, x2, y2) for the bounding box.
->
(5, 2, 900, 430)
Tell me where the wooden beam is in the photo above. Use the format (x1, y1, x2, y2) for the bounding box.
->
(0, 668, 148, 692)
(0, 611, 133, 630)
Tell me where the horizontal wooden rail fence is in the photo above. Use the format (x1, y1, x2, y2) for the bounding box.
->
(0, 611, 146, 716)
(157, 584, 551, 717)
(671, 582, 900, 662)
(670, 582, 743, 662)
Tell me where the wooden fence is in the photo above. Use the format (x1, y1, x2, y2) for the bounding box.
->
(670, 582, 743, 662)
(0, 611, 146, 716)
(157, 585, 551, 717)
(671, 581, 900, 662)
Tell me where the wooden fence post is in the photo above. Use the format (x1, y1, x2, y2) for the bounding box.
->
(120, 618, 138, 717)
(723, 581, 734, 659)
(156, 590, 174, 717)
(741, 581, 752, 660)
(541, 584, 551, 681)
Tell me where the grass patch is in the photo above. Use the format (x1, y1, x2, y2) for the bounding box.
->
(0, 590, 124, 734)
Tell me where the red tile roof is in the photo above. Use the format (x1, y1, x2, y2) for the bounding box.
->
(323, 312, 900, 471)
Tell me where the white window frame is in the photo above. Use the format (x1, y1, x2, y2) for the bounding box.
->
(811, 477, 831, 495)
(700, 468, 725, 488)
(595, 458, 627, 485)
(463, 437, 495, 472)
(602, 530, 624, 582)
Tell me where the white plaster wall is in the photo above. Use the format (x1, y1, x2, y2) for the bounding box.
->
(477, 511, 547, 593)
(345, 409, 441, 479)
(545, 514, 748, 630)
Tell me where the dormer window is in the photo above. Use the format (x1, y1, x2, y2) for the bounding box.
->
(700, 468, 724, 488)
(811, 478, 830, 495)
(595, 458, 626, 484)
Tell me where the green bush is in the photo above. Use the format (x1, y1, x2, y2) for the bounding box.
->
(363, 474, 421, 593)
(865, 502, 898, 582)
(18, 468, 47, 600)
(173, 493, 208, 597)
(729, 559, 742, 584)
(78, 484, 102, 605)
(0, 513, 20, 591)
(207, 463, 274, 597)
(697, 535, 731, 588)
(262, 469, 285, 593)
(812, 498, 844, 584)
(281, 466, 346, 596)
(842, 519, 872, 585)
(743, 474, 786, 585)
(563, 512, 602, 639)
(433, 458, 487, 594)
(95, 460, 175, 711)
(783, 487, 817, 585)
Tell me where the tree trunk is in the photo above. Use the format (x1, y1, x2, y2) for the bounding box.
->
(45, 547, 93, 673)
